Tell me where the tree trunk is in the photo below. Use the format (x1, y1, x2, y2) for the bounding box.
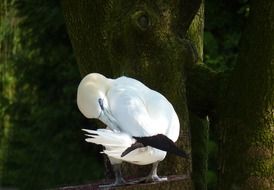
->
(186, 1, 209, 190)
(217, 0, 274, 189)
(61, 0, 201, 189)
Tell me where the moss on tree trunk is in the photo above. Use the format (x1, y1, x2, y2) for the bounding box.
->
(186, 1, 209, 190)
(217, 0, 274, 189)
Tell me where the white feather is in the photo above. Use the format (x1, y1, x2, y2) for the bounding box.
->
(106, 76, 179, 141)
(77, 73, 180, 165)
(82, 129, 134, 148)
(82, 128, 167, 165)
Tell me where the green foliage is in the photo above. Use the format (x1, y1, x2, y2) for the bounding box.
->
(0, 0, 103, 189)
(206, 139, 218, 189)
(205, 0, 249, 71)
(190, 113, 209, 190)
(204, 0, 249, 189)
(206, 170, 217, 190)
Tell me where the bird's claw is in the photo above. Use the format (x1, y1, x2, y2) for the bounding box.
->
(99, 178, 128, 189)
(145, 175, 167, 183)
(146, 175, 167, 182)
(125, 175, 167, 185)
(99, 175, 167, 189)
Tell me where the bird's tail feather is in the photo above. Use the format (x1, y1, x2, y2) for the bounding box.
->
(82, 129, 134, 149)
(82, 129, 189, 160)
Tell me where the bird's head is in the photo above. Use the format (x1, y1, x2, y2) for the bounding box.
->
(77, 73, 111, 118)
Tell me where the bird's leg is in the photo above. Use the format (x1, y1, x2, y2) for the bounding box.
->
(145, 161, 167, 182)
(128, 161, 167, 184)
(113, 164, 126, 185)
(99, 164, 127, 188)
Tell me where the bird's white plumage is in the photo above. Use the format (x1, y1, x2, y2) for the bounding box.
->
(77, 73, 180, 165)
(107, 76, 178, 140)
(83, 128, 167, 165)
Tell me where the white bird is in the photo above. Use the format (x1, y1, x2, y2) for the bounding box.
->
(77, 73, 188, 187)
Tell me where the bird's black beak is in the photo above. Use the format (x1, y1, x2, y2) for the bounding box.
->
(98, 98, 104, 111)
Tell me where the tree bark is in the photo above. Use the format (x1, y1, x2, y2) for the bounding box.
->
(217, 0, 274, 189)
(186, 1, 208, 190)
(61, 0, 201, 189)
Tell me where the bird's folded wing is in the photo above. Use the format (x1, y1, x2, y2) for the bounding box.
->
(108, 88, 169, 137)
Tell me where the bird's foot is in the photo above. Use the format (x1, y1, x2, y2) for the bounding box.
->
(145, 175, 167, 183)
(99, 178, 127, 189)
(126, 175, 167, 184)
(99, 175, 167, 188)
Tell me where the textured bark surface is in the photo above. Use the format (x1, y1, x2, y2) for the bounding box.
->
(217, 0, 274, 189)
(61, 0, 201, 189)
(189, 113, 208, 190)
(186, 2, 208, 190)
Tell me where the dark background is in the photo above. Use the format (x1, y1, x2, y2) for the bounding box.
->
(0, 0, 249, 189)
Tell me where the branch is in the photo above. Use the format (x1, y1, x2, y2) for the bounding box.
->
(185, 63, 225, 117)
(54, 175, 191, 190)
(177, 0, 202, 38)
